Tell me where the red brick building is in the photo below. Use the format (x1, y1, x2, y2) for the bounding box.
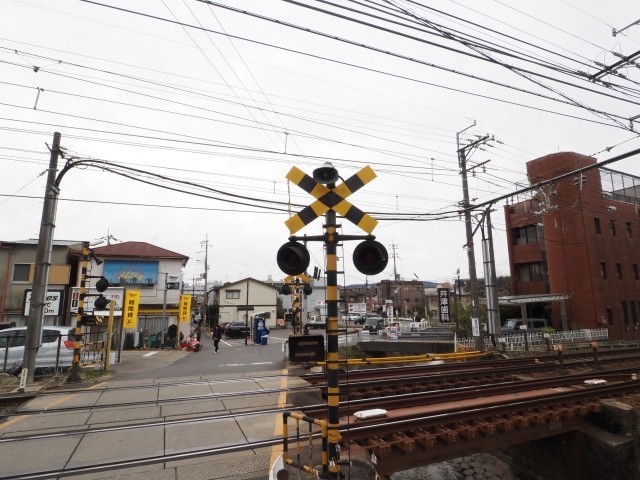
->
(504, 152, 640, 340)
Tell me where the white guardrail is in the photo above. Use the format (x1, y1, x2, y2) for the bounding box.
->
(455, 328, 610, 352)
(358, 323, 611, 352)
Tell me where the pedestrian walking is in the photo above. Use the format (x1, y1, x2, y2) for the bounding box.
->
(193, 321, 202, 342)
(212, 324, 223, 353)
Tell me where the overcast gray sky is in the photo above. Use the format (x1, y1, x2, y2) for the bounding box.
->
(2, 0, 640, 287)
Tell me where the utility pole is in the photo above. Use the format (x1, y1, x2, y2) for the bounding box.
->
(483, 207, 502, 339)
(455, 268, 461, 334)
(201, 235, 210, 328)
(457, 123, 492, 346)
(162, 272, 168, 347)
(245, 278, 250, 345)
(24, 132, 61, 384)
(389, 242, 398, 319)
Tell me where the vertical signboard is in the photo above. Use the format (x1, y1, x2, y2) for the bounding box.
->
(179, 294, 192, 323)
(123, 290, 141, 329)
(437, 287, 451, 323)
(387, 325, 399, 342)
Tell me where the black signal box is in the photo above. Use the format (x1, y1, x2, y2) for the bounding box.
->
(289, 334, 325, 363)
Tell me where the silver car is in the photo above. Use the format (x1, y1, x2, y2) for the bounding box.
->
(0, 326, 75, 373)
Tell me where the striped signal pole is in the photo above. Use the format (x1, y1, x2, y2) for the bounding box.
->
(324, 198, 341, 479)
(280, 163, 386, 479)
(67, 242, 89, 383)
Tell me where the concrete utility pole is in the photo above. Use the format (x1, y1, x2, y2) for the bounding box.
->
(389, 242, 398, 318)
(24, 132, 61, 383)
(482, 207, 502, 339)
(201, 235, 210, 327)
(245, 278, 250, 346)
(457, 123, 492, 345)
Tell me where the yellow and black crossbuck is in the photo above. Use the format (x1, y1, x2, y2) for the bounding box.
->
(285, 165, 378, 234)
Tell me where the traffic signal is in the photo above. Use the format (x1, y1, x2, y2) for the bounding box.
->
(94, 276, 111, 310)
(277, 241, 310, 275)
(303, 284, 313, 295)
(94, 295, 111, 310)
(95, 276, 109, 292)
(280, 284, 292, 295)
(353, 240, 389, 275)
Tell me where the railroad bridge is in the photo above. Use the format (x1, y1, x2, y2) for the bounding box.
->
(288, 352, 640, 479)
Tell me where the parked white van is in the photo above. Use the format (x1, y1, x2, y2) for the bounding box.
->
(503, 318, 550, 331)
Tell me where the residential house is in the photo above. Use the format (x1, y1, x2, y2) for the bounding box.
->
(0, 239, 81, 326)
(214, 277, 278, 329)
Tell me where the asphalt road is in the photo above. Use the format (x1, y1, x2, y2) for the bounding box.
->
(111, 329, 291, 381)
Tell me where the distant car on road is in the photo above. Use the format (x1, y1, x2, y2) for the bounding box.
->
(362, 316, 385, 334)
(306, 316, 326, 330)
(0, 326, 75, 373)
(224, 321, 250, 338)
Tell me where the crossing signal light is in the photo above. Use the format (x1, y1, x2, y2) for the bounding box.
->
(95, 277, 109, 292)
(353, 240, 388, 276)
(303, 284, 313, 295)
(280, 284, 292, 295)
(94, 295, 111, 310)
(277, 241, 310, 275)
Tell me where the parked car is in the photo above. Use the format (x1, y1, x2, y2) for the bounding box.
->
(502, 318, 549, 332)
(224, 321, 250, 338)
(363, 316, 385, 334)
(351, 314, 370, 325)
(306, 316, 326, 330)
(0, 326, 75, 373)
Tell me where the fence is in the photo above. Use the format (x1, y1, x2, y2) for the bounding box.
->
(455, 328, 610, 352)
(0, 329, 106, 375)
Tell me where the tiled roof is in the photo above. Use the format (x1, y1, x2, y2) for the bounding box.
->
(92, 241, 189, 263)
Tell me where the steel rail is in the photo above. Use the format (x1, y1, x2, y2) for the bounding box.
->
(339, 378, 640, 439)
(302, 369, 640, 418)
(1, 435, 289, 480)
(0, 382, 320, 418)
(302, 351, 640, 391)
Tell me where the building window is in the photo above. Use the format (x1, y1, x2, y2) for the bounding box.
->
(518, 262, 544, 282)
(626, 222, 632, 239)
(606, 308, 613, 326)
(631, 302, 638, 325)
(226, 290, 240, 299)
(616, 263, 623, 280)
(12, 264, 30, 283)
(621, 301, 629, 326)
(634, 264, 639, 281)
(600, 262, 607, 279)
(610, 220, 617, 237)
(594, 217, 601, 234)
(513, 226, 538, 245)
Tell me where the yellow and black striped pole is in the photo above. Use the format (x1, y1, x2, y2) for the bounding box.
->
(324, 202, 341, 479)
(66, 241, 89, 383)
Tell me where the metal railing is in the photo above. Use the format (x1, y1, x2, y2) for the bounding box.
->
(0, 330, 106, 376)
(455, 328, 610, 352)
(281, 411, 327, 478)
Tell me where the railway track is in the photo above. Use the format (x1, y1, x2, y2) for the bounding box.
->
(302, 348, 640, 400)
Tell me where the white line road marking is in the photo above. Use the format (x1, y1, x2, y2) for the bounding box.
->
(143, 352, 158, 357)
(219, 362, 274, 366)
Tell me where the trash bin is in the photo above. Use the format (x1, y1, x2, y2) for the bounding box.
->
(261, 335, 268, 345)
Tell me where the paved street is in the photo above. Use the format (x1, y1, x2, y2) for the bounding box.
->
(0, 329, 315, 480)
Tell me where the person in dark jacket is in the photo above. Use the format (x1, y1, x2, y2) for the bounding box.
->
(212, 324, 223, 353)
(193, 321, 202, 342)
